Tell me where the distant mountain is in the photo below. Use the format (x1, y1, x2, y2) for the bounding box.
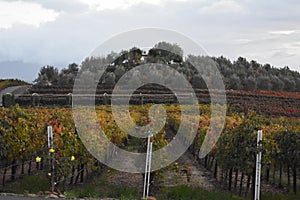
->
(0, 60, 41, 82)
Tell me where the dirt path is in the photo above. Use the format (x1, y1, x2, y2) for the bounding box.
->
(157, 151, 217, 191)
(104, 150, 218, 193)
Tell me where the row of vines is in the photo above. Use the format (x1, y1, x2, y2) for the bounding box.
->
(0, 104, 299, 198)
(169, 105, 300, 198)
(0, 105, 101, 193)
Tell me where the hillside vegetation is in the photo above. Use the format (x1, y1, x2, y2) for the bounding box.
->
(33, 42, 300, 92)
(0, 79, 29, 91)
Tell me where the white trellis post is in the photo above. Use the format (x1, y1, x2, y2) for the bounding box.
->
(143, 132, 153, 199)
(47, 126, 53, 149)
(254, 130, 263, 200)
(47, 126, 55, 193)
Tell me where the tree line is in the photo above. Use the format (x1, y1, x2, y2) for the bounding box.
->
(34, 42, 300, 92)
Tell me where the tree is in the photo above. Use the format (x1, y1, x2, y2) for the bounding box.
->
(281, 77, 296, 92)
(148, 42, 183, 64)
(295, 78, 300, 92)
(34, 66, 59, 86)
(102, 72, 116, 86)
(234, 57, 250, 69)
(191, 74, 207, 89)
(114, 65, 126, 82)
(250, 60, 261, 71)
(243, 76, 257, 91)
(228, 74, 242, 90)
(58, 63, 79, 86)
(257, 76, 272, 90)
(33, 42, 300, 93)
(154, 41, 183, 58)
(270, 75, 284, 91)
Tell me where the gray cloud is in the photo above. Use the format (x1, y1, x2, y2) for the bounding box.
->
(0, 0, 299, 81)
(23, 0, 89, 12)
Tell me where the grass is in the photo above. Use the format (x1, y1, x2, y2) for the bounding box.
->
(2, 172, 299, 200)
(156, 186, 300, 200)
(3, 171, 138, 199)
(0, 79, 29, 91)
(65, 177, 139, 199)
(3, 172, 49, 194)
(261, 193, 300, 200)
(156, 185, 243, 200)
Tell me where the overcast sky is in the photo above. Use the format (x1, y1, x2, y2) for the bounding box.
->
(0, 0, 300, 81)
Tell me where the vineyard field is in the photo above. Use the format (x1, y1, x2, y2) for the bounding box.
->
(13, 87, 300, 117)
(0, 104, 299, 198)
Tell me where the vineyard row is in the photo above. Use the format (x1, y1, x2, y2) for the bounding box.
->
(0, 105, 299, 196)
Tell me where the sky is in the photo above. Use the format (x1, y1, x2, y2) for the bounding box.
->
(0, 0, 300, 82)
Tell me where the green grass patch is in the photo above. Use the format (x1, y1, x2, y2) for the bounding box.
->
(3, 172, 299, 200)
(0, 79, 29, 90)
(262, 192, 300, 200)
(156, 185, 243, 200)
(3, 173, 49, 194)
(155, 185, 300, 200)
(65, 178, 138, 199)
